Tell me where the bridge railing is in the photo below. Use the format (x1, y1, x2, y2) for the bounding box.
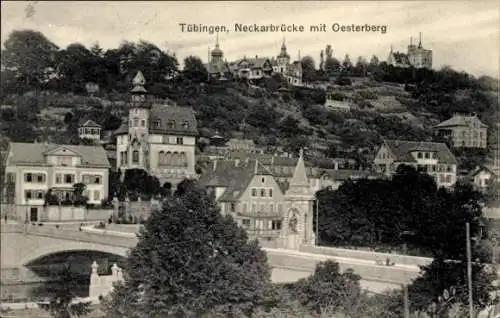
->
(25, 225, 138, 248)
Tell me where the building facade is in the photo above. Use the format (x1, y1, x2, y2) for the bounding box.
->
(2, 142, 110, 221)
(198, 149, 316, 249)
(374, 140, 458, 188)
(435, 113, 488, 149)
(232, 57, 273, 80)
(78, 119, 102, 142)
(387, 33, 433, 69)
(114, 71, 198, 186)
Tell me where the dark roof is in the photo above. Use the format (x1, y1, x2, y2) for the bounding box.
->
(115, 105, 198, 136)
(79, 119, 102, 128)
(390, 52, 410, 65)
(467, 165, 498, 178)
(384, 140, 458, 165)
(198, 159, 274, 202)
(6, 142, 110, 168)
(237, 58, 273, 69)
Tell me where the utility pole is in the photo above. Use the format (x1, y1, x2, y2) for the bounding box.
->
(403, 284, 410, 318)
(315, 197, 319, 245)
(466, 222, 474, 318)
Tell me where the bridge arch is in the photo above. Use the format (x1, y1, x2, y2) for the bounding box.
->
(19, 241, 129, 266)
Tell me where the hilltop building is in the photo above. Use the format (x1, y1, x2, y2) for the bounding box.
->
(204, 35, 232, 81)
(230, 56, 273, 80)
(114, 71, 198, 186)
(467, 165, 498, 192)
(198, 149, 315, 249)
(78, 120, 102, 142)
(387, 33, 433, 69)
(2, 142, 110, 222)
(435, 113, 488, 149)
(374, 139, 458, 188)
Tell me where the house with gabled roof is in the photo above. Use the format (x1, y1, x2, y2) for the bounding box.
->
(435, 113, 488, 149)
(373, 139, 458, 188)
(233, 56, 273, 80)
(78, 119, 102, 142)
(2, 142, 110, 222)
(467, 165, 498, 192)
(198, 149, 316, 249)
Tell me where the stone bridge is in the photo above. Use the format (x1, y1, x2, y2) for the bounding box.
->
(1, 223, 426, 293)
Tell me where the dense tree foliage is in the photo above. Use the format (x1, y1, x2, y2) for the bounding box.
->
(37, 265, 92, 318)
(102, 183, 276, 317)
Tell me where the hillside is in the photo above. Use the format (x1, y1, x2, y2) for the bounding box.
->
(1, 71, 498, 172)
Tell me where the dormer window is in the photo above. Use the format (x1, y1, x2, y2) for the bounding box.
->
(154, 119, 161, 128)
(424, 152, 430, 159)
(182, 121, 189, 129)
(417, 152, 423, 159)
(168, 120, 175, 128)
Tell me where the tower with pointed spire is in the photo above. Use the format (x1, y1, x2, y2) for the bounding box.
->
(387, 33, 432, 69)
(276, 37, 291, 74)
(282, 148, 315, 249)
(125, 71, 151, 170)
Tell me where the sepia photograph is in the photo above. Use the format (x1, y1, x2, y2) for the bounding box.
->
(0, 1, 499, 317)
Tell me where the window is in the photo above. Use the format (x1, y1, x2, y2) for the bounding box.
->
(176, 137, 183, 145)
(417, 152, 423, 158)
(155, 119, 161, 127)
(182, 121, 189, 129)
(64, 174, 74, 184)
(141, 120, 146, 127)
(271, 220, 282, 230)
(168, 120, 175, 128)
(36, 191, 44, 199)
(82, 175, 90, 184)
(269, 189, 273, 197)
(55, 174, 62, 184)
(25, 173, 33, 182)
(94, 176, 101, 184)
(25, 190, 32, 200)
(133, 118, 139, 127)
(36, 174, 45, 183)
(230, 203, 235, 212)
(242, 219, 250, 227)
(251, 188, 257, 197)
(93, 190, 100, 201)
(445, 175, 452, 183)
(424, 152, 430, 159)
(269, 204, 274, 213)
(132, 150, 139, 164)
(260, 189, 266, 197)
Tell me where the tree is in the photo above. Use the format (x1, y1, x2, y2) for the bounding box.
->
(354, 56, 367, 76)
(342, 54, 353, 74)
(102, 184, 276, 317)
(72, 182, 88, 205)
(287, 260, 365, 316)
(183, 56, 208, 83)
(278, 115, 301, 138)
(301, 56, 317, 83)
(1, 29, 59, 86)
(484, 180, 500, 207)
(38, 265, 92, 318)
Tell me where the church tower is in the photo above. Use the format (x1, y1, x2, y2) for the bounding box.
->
(127, 71, 151, 171)
(211, 33, 223, 63)
(277, 37, 290, 74)
(281, 148, 315, 250)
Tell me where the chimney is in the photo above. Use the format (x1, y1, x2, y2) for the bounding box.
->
(245, 157, 250, 164)
(213, 160, 217, 171)
(254, 159, 259, 174)
(234, 159, 240, 167)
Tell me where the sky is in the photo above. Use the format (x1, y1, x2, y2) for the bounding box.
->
(1, 1, 499, 78)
